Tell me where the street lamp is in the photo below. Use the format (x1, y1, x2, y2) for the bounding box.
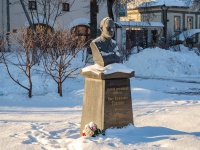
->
(161, 4, 169, 43)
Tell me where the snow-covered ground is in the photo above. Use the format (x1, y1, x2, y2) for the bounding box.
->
(1, 45, 200, 150)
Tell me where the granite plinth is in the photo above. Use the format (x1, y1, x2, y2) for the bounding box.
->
(80, 69, 134, 136)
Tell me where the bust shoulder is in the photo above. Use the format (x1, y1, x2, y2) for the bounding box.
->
(92, 37, 101, 44)
(111, 39, 117, 44)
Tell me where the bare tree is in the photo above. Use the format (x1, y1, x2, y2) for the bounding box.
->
(1, 27, 39, 98)
(1, 26, 87, 97)
(185, 0, 200, 11)
(42, 29, 86, 97)
(20, 0, 75, 30)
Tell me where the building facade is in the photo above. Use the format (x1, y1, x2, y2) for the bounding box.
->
(3, 0, 193, 52)
(0, 0, 108, 40)
(124, 0, 200, 44)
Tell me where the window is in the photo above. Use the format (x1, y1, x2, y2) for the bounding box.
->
(27, 23, 53, 36)
(71, 25, 90, 47)
(187, 16, 193, 29)
(62, 3, 69, 12)
(28, 1, 37, 10)
(13, 29, 17, 33)
(35, 24, 53, 32)
(174, 16, 181, 31)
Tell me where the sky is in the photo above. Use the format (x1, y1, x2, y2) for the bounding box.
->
(0, 45, 200, 150)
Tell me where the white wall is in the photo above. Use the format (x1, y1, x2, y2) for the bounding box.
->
(0, 0, 109, 34)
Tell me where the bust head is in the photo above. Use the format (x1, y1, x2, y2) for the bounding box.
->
(90, 17, 121, 67)
(100, 17, 115, 40)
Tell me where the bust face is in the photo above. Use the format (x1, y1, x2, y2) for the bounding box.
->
(101, 19, 115, 39)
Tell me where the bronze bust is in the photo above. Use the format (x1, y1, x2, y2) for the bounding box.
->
(90, 17, 121, 67)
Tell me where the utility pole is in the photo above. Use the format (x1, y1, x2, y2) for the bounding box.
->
(90, 0, 97, 40)
(87, 0, 97, 57)
(115, 0, 118, 22)
(6, 0, 10, 51)
(115, 0, 119, 40)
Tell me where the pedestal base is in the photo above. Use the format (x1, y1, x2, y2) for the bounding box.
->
(80, 78, 133, 136)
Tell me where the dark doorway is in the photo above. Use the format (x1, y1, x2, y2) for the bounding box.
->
(151, 29, 158, 46)
(126, 29, 148, 50)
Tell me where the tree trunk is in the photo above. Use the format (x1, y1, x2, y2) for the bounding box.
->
(59, 83, 62, 97)
(58, 82, 60, 93)
(58, 67, 62, 96)
(107, 0, 115, 21)
(58, 68, 61, 93)
(27, 65, 32, 98)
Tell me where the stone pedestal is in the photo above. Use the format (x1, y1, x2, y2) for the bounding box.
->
(80, 67, 134, 136)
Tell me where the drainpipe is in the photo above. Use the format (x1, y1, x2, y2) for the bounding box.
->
(1, 0, 5, 51)
(1, 0, 5, 34)
(161, 4, 169, 43)
(6, 0, 10, 32)
(6, 0, 10, 51)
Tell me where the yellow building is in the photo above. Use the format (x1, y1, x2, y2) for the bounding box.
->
(119, 0, 200, 50)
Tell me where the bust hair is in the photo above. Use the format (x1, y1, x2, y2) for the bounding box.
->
(100, 17, 113, 29)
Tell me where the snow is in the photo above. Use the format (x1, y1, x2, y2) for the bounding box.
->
(125, 45, 200, 77)
(1, 45, 200, 150)
(172, 29, 200, 41)
(81, 63, 133, 75)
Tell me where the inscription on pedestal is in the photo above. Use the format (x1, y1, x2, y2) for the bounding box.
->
(104, 79, 133, 129)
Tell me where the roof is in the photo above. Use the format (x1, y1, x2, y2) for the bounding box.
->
(119, 21, 164, 28)
(128, 0, 190, 9)
(67, 18, 161, 30)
